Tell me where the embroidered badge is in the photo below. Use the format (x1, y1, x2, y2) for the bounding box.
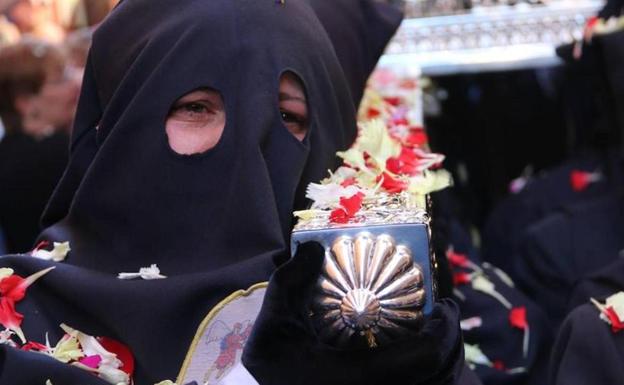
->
(177, 283, 267, 385)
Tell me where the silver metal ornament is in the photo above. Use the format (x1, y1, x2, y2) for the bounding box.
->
(312, 232, 426, 348)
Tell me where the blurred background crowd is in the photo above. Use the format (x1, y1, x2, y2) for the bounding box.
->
(0, 0, 117, 254)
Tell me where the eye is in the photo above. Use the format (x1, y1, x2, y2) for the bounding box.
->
(280, 109, 307, 137)
(170, 101, 216, 123)
(279, 72, 309, 142)
(165, 88, 226, 155)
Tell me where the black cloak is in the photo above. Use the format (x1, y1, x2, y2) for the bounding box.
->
(0, 0, 357, 383)
(306, 0, 403, 107)
(550, 303, 624, 385)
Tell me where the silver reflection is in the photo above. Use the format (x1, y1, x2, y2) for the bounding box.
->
(313, 232, 426, 348)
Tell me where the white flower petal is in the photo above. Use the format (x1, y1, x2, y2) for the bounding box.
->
(32, 242, 71, 262)
(118, 264, 166, 280)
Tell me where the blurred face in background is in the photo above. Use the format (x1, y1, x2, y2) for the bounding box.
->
(9, 0, 53, 33)
(8, 0, 65, 43)
(0, 39, 81, 137)
(26, 64, 81, 132)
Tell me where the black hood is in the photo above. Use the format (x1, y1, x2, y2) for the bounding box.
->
(40, 0, 357, 275)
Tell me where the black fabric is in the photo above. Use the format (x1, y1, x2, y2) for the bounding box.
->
(0, 345, 112, 385)
(243, 242, 467, 385)
(430, 187, 551, 385)
(0, 0, 359, 383)
(306, 0, 403, 107)
(549, 303, 624, 385)
(568, 255, 624, 311)
(514, 193, 624, 329)
(594, 29, 624, 151)
(0, 132, 68, 253)
(482, 152, 621, 277)
(454, 265, 552, 385)
(444, 221, 552, 385)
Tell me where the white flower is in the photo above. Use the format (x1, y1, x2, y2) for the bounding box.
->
(60, 324, 130, 385)
(464, 344, 492, 366)
(606, 292, 624, 321)
(0, 329, 16, 347)
(118, 264, 166, 280)
(32, 242, 71, 262)
(305, 183, 362, 209)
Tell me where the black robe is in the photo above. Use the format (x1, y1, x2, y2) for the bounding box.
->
(0, 0, 467, 384)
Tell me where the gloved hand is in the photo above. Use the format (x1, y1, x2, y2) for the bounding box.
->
(242, 241, 465, 385)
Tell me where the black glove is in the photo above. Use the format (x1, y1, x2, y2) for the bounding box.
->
(243, 241, 466, 385)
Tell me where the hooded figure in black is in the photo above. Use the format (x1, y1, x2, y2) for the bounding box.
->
(305, 0, 403, 107)
(0, 0, 467, 384)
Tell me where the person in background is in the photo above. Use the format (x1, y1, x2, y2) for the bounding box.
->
(0, 14, 20, 47)
(6, 0, 65, 43)
(0, 38, 80, 253)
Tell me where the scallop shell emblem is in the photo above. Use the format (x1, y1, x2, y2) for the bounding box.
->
(313, 232, 426, 348)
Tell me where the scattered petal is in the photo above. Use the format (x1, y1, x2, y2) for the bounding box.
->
(0, 268, 14, 280)
(460, 317, 482, 331)
(118, 264, 166, 280)
(21, 340, 49, 353)
(446, 249, 469, 268)
(0, 266, 54, 342)
(358, 120, 401, 170)
(306, 183, 362, 209)
(31, 242, 71, 262)
(52, 334, 84, 363)
(509, 307, 528, 330)
(570, 170, 602, 192)
(376, 172, 409, 193)
(329, 208, 349, 224)
(339, 192, 365, 217)
(98, 336, 135, 376)
(453, 272, 472, 286)
(79, 355, 103, 369)
(464, 344, 492, 367)
(472, 275, 512, 309)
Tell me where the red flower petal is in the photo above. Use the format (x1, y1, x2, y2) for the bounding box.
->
(383, 96, 402, 106)
(0, 297, 23, 331)
(493, 360, 505, 370)
(405, 129, 428, 147)
(376, 172, 409, 193)
(570, 170, 590, 192)
(21, 341, 48, 352)
(329, 209, 349, 224)
(32, 240, 50, 252)
(98, 337, 135, 375)
(392, 117, 409, 126)
(605, 307, 624, 333)
(339, 192, 364, 217)
(340, 178, 357, 187)
(367, 107, 381, 119)
(399, 79, 418, 90)
(0, 275, 27, 302)
(446, 250, 469, 268)
(386, 147, 422, 176)
(453, 272, 471, 286)
(509, 307, 528, 330)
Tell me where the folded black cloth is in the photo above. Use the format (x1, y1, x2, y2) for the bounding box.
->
(550, 303, 624, 385)
(514, 193, 624, 328)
